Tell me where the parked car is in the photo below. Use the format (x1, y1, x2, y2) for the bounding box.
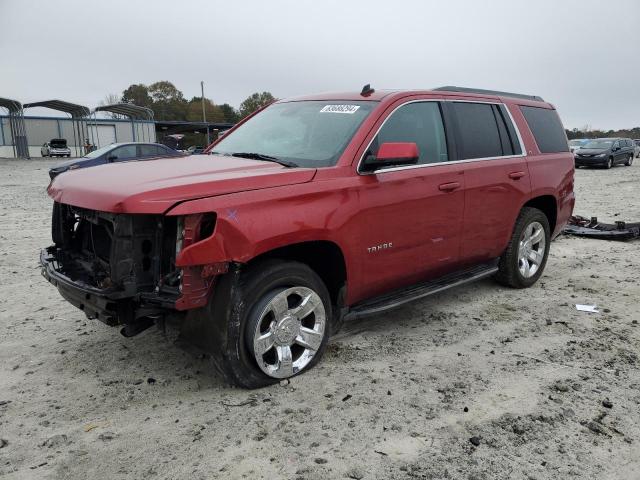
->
(187, 145, 205, 155)
(41, 86, 575, 388)
(48, 142, 184, 179)
(41, 139, 71, 158)
(633, 139, 640, 158)
(568, 139, 589, 154)
(574, 138, 635, 168)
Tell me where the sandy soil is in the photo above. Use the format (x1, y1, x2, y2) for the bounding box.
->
(0, 158, 639, 480)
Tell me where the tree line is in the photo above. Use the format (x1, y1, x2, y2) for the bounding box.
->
(566, 127, 640, 140)
(105, 81, 276, 123)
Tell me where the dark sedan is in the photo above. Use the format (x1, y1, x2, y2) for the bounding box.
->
(48, 142, 184, 179)
(574, 138, 635, 169)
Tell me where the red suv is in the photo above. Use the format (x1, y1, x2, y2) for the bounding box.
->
(41, 86, 575, 388)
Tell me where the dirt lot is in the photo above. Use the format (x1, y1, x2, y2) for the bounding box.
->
(0, 158, 639, 480)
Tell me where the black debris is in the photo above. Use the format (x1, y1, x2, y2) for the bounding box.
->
(342, 394, 352, 402)
(469, 436, 481, 446)
(602, 399, 613, 409)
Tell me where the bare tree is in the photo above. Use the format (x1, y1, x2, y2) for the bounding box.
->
(98, 93, 125, 119)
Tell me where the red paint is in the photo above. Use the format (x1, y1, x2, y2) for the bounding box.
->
(48, 89, 574, 309)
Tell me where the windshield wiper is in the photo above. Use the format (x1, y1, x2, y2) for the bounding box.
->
(230, 152, 298, 168)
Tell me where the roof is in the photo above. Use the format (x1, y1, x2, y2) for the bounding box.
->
(94, 103, 154, 120)
(23, 99, 90, 117)
(0, 97, 23, 113)
(281, 86, 548, 105)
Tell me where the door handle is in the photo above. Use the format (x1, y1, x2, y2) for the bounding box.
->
(508, 171, 526, 180)
(438, 181, 461, 192)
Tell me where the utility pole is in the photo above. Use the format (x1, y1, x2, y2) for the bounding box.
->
(201, 81, 210, 144)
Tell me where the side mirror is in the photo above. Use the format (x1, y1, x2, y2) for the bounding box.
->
(107, 154, 118, 161)
(364, 142, 420, 172)
(362, 142, 419, 171)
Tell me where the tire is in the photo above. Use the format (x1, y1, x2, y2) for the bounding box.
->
(625, 154, 633, 166)
(495, 207, 551, 289)
(605, 157, 613, 169)
(217, 260, 332, 388)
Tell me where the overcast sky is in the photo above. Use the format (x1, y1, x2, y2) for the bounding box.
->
(1, 0, 638, 129)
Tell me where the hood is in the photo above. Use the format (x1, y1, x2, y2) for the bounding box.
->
(576, 148, 608, 155)
(48, 154, 317, 214)
(51, 157, 88, 170)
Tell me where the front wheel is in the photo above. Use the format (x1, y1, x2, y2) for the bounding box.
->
(220, 260, 332, 388)
(495, 207, 550, 288)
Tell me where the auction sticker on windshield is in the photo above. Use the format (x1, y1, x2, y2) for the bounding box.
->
(320, 105, 361, 114)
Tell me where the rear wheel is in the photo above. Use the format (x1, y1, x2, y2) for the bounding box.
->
(625, 154, 633, 166)
(495, 207, 550, 288)
(605, 157, 613, 169)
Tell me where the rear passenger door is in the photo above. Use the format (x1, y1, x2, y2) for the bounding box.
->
(611, 141, 623, 163)
(448, 101, 530, 265)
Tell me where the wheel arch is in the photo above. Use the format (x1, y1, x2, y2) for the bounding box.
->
(523, 195, 557, 233)
(244, 240, 348, 311)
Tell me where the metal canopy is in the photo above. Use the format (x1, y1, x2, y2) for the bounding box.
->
(0, 97, 29, 158)
(94, 103, 154, 120)
(92, 103, 155, 146)
(23, 99, 90, 118)
(23, 99, 91, 156)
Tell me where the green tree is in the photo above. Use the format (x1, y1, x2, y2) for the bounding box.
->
(239, 91, 276, 119)
(186, 97, 225, 123)
(147, 81, 188, 120)
(121, 84, 153, 108)
(219, 103, 239, 123)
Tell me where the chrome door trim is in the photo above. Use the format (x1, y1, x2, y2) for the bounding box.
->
(356, 99, 527, 176)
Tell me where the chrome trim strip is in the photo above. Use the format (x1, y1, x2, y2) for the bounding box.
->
(356, 99, 527, 176)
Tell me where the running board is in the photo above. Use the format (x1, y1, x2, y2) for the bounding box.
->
(346, 260, 499, 319)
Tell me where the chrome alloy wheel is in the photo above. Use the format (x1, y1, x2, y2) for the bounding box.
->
(251, 287, 326, 379)
(517, 221, 546, 278)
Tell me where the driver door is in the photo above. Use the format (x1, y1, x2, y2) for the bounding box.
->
(352, 100, 465, 301)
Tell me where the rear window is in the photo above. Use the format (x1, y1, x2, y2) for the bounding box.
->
(520, 106, 569, 153)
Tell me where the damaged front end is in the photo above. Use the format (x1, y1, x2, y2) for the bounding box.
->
(40, 203, 224, 334)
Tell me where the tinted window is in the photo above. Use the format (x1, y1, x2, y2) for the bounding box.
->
(369, 102, 448, 165)
(139, 145, 164, 157)
(520, 106, 569, 153)
(452, 102, 503, 159)
(111, 145, 137, 160)
(498, 105, 522, 155)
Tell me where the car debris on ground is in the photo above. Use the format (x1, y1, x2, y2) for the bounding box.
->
(563, 215, 640, 240)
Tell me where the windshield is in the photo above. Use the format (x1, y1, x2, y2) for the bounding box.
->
(568, 140, 585, 146)
(84, 144, 117, 159)
(50, 140, 67, 147)
(211, 100, 376, 167)
(583, 140, 613, 149)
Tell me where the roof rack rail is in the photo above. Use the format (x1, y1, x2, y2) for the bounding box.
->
(433, 86, 544, 102)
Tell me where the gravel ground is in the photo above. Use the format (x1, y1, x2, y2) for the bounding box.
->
(0, 159, 639, 480)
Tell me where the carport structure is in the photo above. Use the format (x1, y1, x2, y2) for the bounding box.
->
(23, 100, 90, 157)
(92, 103, 155, 146)
(0, 97, 29, 158)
